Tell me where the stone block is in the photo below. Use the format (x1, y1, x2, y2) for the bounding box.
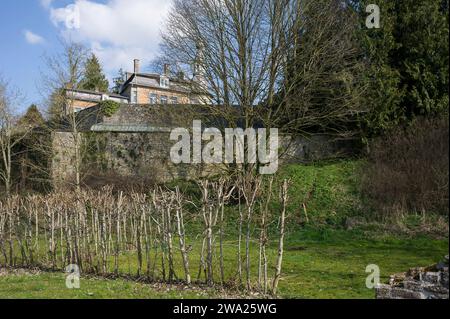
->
(375, 285, 392, 299)
(402, 280, 430, 292)
(422, 272, 441, 285)
(376, 256, 449, 300)
(441, 271, 449, 287)
(423, 284, 449, 295)
(389, 288, 426, 299)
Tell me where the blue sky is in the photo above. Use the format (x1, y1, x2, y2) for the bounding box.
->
(0, 0, 171, 114)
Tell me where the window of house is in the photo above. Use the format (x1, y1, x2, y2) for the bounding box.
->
(74, 107, 83, 113)
(149, 93, 158, 104)
(131, 88, 138, 104)
(160, 76, 169, 88)
(171, 97, 178, 104)
(160, 95, 168, 104)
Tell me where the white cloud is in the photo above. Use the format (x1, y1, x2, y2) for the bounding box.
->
(40, 0, 54, 8)
(48, 0, 172, 78)
(24, 30, 45, 44)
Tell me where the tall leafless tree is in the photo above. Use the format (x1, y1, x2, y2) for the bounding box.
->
(159, 0, 364, 135)
(0, 77, 30, 197)
(40, 39, 91, 190)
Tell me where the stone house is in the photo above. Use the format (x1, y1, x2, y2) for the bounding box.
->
(65, 89, 129, 114)
(65, 59, 209, 114)
(120, 60, 209, 105)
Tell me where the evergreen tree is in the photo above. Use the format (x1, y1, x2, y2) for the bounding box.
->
(394, 0, 449, 118)
(18, 104, 45, 128)
(111, 68, 126, 94)
(357, 0, 449, 136)
(80, 54, 109, 92)
(47, 88, 66, 122)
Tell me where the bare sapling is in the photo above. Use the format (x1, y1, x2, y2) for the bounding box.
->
(239, 173, 262, 291)
(272, 179, 290, 295)
(174, 187, 191, 284)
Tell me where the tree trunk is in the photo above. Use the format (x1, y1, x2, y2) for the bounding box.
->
(273, 179, 289, 295)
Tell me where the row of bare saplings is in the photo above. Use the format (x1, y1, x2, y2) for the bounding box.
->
(0, 177, 289, 294)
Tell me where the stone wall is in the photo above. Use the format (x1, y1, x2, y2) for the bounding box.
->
(51, 104, 359, 187)
(86, 131, 204, 182)
(51, 129, 357, 187)
(51, 132, 77, 189)
(376, 256, 449, 299)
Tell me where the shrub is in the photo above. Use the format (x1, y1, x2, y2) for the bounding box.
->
(99, 100, 120, 117)
(362, 117, 449, 217)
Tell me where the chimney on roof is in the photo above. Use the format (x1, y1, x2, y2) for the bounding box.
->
(163, 63, 170, 76)
(134, 59, 140, 74)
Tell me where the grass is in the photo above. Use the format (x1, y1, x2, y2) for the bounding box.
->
(0, 160, 448, 299)
(278, 229, 448, 298)
(278, 160, 365, 227)
(0, 271, 210, 299)
(1, 229, 447, 299)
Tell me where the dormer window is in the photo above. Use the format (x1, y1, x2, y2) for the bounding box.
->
(160, 76, 169, 88)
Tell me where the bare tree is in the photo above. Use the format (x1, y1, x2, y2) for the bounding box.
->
(272, 179, 289, 295)
(174, 187, 191, 284)
(198, 180, 215, 286)
(258, 176, 273, 294)
(160, 0, 291, 127)
(238, 172, 262, 290)
(0, 77, 30, 197)
(159, 0, 364, 137)
(40, 39, 90, 190)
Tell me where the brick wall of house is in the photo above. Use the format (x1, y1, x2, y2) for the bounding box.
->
(123, 85, 191, 105)
(71, 100, 99, 112)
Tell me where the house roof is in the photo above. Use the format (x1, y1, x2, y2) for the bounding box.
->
(65, 88, 129, 103)
(91, 123, 172, 133)
(120, 73, 191, 95)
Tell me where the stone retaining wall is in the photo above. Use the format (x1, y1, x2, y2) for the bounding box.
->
(51, 104, 359, 187)
(376, 256, 449, 299)
(51, 130, 357, 186)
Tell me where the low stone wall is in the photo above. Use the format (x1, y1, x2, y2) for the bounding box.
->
(376, 256, 449, 299)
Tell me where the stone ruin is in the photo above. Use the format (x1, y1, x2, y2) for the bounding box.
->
(376, 256, 449, 299)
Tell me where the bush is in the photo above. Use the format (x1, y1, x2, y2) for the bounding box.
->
(362, 117, 449, 217)
(99, 100, 120, 117)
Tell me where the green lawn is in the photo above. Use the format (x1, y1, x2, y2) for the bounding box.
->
(0, 271, 209, 299)
(1, 229, 447, 299)
(1, 160, 448, 299)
